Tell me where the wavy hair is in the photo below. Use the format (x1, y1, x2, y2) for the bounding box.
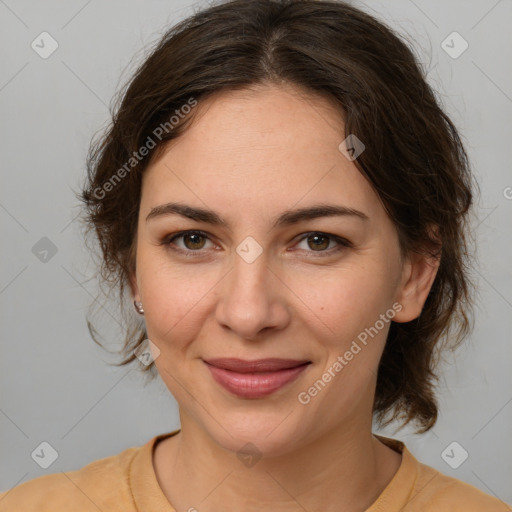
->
(78, 0, 475, 433)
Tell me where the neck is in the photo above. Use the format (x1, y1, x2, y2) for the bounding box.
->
(153, 413, 402, 511)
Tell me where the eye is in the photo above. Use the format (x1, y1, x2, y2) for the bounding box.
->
(294, 232, 352, 255)
(164, 230, 215, 255)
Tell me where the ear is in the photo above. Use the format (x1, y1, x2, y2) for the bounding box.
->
(393, 247, 441, 323)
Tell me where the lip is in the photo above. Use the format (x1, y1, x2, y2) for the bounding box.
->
(203, 358, 311, 398)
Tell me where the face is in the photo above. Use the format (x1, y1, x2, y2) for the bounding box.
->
(131, 83, 436, 456)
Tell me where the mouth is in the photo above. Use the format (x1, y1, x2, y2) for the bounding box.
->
(202, 358, 311, 399)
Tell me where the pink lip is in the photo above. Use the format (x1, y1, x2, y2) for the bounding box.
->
(203, 358, 311, 398)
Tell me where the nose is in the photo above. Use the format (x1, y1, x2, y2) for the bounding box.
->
(215, 249, 290, 340)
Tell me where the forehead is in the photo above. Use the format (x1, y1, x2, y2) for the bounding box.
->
(140, 83, 384, 223)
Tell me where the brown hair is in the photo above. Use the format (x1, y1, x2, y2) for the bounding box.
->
(78, 0, 475, 433)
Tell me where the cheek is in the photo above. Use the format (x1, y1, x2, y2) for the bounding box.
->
(137, 255, 222, 352)
(290, 262, 397, 346)
(140, 267, 211, 398)
(293, 265, 399, 413)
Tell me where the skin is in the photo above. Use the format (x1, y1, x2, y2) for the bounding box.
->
(130, 82, 439, 511)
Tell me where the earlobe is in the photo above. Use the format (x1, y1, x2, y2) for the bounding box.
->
(393, 250, 441, 323)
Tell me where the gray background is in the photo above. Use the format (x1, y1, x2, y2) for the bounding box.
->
(1, 0, 511, 505)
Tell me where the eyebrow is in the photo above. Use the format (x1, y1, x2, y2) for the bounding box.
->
(146, 202, 368, 228)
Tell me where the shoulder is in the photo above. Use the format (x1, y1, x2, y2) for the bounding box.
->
(0, 444, 140, 512)
(373, 435, 511, 511)
(406, 457, 511, 511)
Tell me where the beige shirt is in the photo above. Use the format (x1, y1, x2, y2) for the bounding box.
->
(0, 429, 509, 511)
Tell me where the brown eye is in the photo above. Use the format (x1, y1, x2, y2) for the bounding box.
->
(182, 233, 207, 250)
(294, 232, 352, 256)
(165, 230, 214, 254)
(307, 234, 330, 251)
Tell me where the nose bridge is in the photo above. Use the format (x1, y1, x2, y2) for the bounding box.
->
(228, 246, 271, 310)
(230, 234, 270, 295)
(215, 240, 286, 338)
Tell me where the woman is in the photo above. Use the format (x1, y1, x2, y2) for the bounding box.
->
(1, 0, 509, 510)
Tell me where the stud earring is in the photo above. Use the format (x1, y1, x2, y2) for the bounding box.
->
(134, 300, 144, 315)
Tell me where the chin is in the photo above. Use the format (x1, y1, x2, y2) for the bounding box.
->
(201, 408, 314, 459)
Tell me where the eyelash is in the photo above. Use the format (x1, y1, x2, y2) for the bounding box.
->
(161, 230, 352, 258)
